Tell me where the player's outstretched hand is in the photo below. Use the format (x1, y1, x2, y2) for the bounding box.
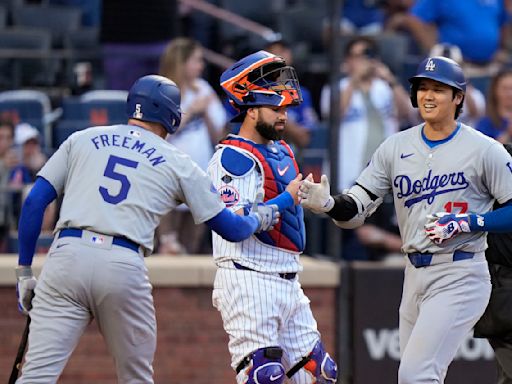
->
(16, 266, 36, 315)
(286, 173, 304, 205)
(424, 212, 471, 245)
(251, 190, 280, 232)
(299, 174, 334, 214)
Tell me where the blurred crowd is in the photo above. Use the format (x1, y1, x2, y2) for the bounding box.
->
(2, 0, 512, 260)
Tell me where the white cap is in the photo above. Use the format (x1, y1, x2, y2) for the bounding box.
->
(429, 43, 463, 64)
(14, 123, 40, 146)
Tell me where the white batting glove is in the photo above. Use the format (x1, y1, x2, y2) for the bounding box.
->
(16, 266, 36, 315)
(251, 190, 280, 232)
(299, 174, 334, 214)
(424, 212, 471, 245)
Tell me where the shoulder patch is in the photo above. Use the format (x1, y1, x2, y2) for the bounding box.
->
(221, 147, 255, 176)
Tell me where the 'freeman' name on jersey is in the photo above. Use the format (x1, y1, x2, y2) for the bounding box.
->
(90, 133, 166, 167)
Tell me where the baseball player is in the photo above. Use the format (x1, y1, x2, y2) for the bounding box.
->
(14, 75, 279, 383)
(208, 50, 338, 384)
(299, 56, 512, 383)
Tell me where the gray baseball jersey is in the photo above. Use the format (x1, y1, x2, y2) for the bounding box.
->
(39, 124, 224, 255)
(19, 123, 224, 383)
(357, 123, 512, 254)
(356, 122, 512, 382)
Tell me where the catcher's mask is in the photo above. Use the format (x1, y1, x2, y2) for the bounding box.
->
(220, 50, 302, 121)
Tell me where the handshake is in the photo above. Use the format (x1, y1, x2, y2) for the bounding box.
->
(250, 173, 334, 232)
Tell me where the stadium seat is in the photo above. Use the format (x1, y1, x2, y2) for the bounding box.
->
(52, 118, 89, 148)
(53, 91, 128, 148)
(80, 90, 128, 103)
(11, 4, 82, 48)
(0, 5, 7, 28)
(0, 89, 59, 148)
(0, 27, 56, 88)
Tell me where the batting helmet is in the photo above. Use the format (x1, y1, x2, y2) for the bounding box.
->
(220, 50, 302, 121)
(408, 56, 466, 110)
(126, 75, 182, 134)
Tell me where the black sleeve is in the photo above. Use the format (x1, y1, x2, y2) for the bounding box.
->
(326, 183, 379, 222)
(327, 194, 358, 221)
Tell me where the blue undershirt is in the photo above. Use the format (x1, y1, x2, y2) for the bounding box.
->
(421, 123, 460, 148)
(18, 177, 57, 266)
(206, 209, 259, 242)
(468, 201, 512, 232)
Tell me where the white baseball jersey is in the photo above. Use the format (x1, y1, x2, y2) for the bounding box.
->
(208, 140, 325, 382)
(39, 124, 224, 255)
(208, 144, 302, 274)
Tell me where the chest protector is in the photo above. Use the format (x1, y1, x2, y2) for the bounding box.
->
(221, 136, 305, 252)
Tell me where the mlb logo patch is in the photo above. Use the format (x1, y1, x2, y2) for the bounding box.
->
(219, 185, 240, 207)
(91, 236, 105, 244)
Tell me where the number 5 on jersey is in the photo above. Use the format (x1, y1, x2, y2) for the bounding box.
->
(99, 155, 139, 204)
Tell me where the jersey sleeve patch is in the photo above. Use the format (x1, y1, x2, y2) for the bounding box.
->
(220, 147, 255, 176)
(218, 185, 240, 207)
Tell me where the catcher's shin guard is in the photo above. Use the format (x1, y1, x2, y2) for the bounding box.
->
(287, 340, 338, 383)
(236, 346, 285, 384)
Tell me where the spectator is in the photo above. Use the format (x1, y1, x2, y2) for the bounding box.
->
(383, 0, 415, 31)
(100, 0, 179, 90)
(264, 39, 319, 150)
(11, 123, 55, 234)
(429, 43, 486, 127)
(0, 119, 17, 251)
(12, 123, 47, 182)
(339, 0, 385, 35)
(476, 68, 512, 142)
(320, 35, 414, 191)
(394, 0, 510, 67)
(157, 37, 227, 254)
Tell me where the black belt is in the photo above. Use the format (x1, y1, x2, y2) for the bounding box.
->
(59, 228, 140, 253)
(407, 250, 474, 268)
(233, 261, 296, 280)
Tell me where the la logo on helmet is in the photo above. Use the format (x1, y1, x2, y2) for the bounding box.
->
(425, 58, 436, 72)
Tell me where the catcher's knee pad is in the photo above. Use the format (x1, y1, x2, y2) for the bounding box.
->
(287, 340, 338, 383)
(236, 346, 285, 384)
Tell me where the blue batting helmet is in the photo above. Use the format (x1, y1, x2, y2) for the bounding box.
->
(408, 56, 466, 109)
(126, 75, 182, 134)
(220, 50, 302, 121)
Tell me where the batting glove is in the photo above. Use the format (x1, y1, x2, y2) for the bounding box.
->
(251, 190, 280, 232)
(299, 174, 334, 214)
(424, 212, 471, 245)
(16, 266, 36, 315)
